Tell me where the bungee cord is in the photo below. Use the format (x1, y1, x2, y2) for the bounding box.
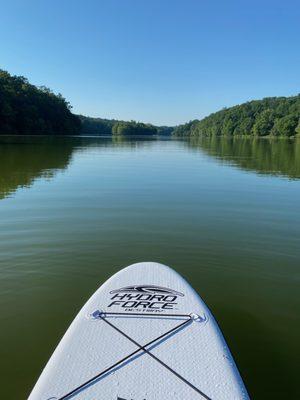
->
(57, 312, 211, 400)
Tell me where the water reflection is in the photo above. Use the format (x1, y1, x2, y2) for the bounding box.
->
(187, 136, 300, 179)
(0, 136, 74, 199)
(0, 135, 163, 199)
(1, 135, 300, 201)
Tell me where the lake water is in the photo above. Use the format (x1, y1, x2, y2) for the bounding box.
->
(0, 135, 299, 399)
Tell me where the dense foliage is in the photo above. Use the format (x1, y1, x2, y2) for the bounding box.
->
(79, 115, 116, 135)
(112, 121, 157, 136)
(3, 68, 299, 138)
(80, 115, 173, 136)
(173, 95, 300, 137)
(156, 125, 174, 136)
(0, 70, 81, 135)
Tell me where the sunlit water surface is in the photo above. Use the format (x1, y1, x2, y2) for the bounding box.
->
(0, 136, 299, 399)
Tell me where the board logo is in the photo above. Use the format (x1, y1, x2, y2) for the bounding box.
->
(108, 285, 184, 312)
(110, 285, 184, 296)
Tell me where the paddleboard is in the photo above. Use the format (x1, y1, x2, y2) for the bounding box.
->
(28, 262, 250, 399)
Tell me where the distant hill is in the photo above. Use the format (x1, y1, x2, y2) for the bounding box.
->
(0, 69, 173, 137)
(79, 115, 173, 136)
(0, 70, 81, 135)
(173, 95, 300, 137)
(2, 69, 299, 138)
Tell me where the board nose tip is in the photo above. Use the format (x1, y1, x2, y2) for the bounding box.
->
(125, 261, 173, 271)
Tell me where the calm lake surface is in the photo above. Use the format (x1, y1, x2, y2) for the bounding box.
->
(0, 135, 299, 399)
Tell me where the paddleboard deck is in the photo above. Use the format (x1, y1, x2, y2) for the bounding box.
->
(28, 262, 250, 399)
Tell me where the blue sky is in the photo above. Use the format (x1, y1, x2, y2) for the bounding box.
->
(1, 0, 300, 125)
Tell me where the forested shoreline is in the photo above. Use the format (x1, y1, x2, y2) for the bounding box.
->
(0, 70, 81, 135)
(0, 69, 172, 136)
(79, 115, 173, 136)
(173, 95, 300, 137)
(1, 69, 299, 137)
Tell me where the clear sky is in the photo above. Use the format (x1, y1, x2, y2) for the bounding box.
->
(1, 0, 300, 125)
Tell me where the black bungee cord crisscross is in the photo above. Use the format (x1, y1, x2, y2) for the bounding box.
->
(57, 312, 212, 400)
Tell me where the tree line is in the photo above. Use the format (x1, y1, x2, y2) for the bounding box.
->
(112, 121, 157, 135)
(173, 95, 300, 137)
(0, 69, 81, 135)
(80, 115, 173, 136)
(1, 69, 299, 137)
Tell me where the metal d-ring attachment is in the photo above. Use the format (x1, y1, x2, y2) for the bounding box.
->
(87, 309, 105, 320)
(189, 312, 208, 323)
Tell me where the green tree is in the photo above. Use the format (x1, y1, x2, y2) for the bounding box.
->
(173, 95, 300, 138)
(296, 120, 300, 136)
(0, 69, 81, 135)
(222, 117, 235, 136)
(271, 115, 298, 137)
(252, 109, 274, 136)
(112, 121, 157, 136)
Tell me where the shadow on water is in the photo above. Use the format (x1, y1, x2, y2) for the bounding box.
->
(186, 136, 300, 179)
